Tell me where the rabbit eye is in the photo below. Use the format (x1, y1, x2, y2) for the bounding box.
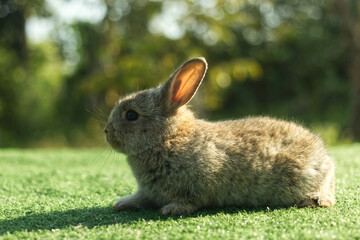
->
(125, 110, 139, 121)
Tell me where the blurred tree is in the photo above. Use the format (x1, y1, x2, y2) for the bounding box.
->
(54, 0, 350, 144)
(335, 0, 360, 140)
(0, 0, 61, 147)
(0, 0, 27, 146)
(0, 0, 356, 146)
(0, 0, 38, 146)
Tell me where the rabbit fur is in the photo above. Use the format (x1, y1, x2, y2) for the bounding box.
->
(105, 57, 335, 216)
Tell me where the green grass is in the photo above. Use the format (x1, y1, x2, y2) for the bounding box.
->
(1, 145, 360, 239)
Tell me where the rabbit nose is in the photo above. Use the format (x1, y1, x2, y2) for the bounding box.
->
(104, 125, 109, 134)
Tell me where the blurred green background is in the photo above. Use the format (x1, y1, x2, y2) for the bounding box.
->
(0, 0, 359, 148)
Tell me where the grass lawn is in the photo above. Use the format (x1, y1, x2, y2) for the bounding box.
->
(1, 145, 360, 239)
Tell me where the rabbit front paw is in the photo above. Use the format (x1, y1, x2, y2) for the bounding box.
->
(113, 193, 145, 211)
(159, 202, 198, 216)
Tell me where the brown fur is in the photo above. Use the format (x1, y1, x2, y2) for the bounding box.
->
(105, 57, 335, 216)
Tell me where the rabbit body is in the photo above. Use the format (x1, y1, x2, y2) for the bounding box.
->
(106, 58, 335, 215)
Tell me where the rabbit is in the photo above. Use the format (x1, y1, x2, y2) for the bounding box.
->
(104, 57, 335, 216)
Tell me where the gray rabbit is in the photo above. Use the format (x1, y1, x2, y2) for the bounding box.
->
(105, 57, 335, 216)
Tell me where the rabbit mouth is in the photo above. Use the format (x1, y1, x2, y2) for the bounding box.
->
(106, 134, 123, 151)
(104, 123, 123, 151)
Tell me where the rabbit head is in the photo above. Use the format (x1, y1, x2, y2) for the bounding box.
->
(105, 57, 208, 155)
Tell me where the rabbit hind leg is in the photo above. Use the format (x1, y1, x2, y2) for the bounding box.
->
(317, 167, 336, 207)
(159, 202, 199, 216)
(296, 194, 334, 208)
(297, 167, 336, 208)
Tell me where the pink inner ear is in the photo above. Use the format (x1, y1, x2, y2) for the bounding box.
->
(171, 64, 203, 104)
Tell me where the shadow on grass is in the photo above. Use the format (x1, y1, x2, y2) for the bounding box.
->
(0, 207, 154, 235)
(0, 206, 271, 235)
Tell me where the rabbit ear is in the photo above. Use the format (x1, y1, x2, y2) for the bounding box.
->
(161, 57, 208, 112)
